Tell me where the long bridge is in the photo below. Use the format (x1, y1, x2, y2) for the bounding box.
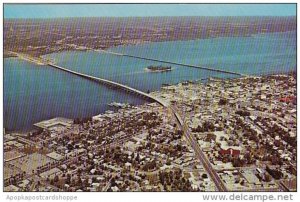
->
(9, 49, 246, 76)
(47, 63, 169, 107)
(48, 63, 228, 191)
(97, 49, 246, 77)
(12, 51, 242, 191)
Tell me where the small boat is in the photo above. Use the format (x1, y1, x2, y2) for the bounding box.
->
(146, 65, 172, 72)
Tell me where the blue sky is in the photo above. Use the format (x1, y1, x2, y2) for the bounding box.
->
(4, 4, 296, 18)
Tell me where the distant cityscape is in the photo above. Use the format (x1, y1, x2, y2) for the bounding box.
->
(3, 14, 297, 192)
(4, 17, 296, 57)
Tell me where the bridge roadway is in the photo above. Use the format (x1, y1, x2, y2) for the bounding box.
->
(97, 49, 246, 77)
(171, 106, 227, 191)
(48, 63, 169, 107)
(10, 50, 229, 191)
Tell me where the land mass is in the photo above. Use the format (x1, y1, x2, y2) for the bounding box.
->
(4, 16, 296, 57)
(4, 72, 297, 192)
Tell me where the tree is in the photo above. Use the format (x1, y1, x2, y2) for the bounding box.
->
(54, 175, 59, 183)
(236, 110, 250, 116)
(266, 166, 283, 180)
(264, 173, 272, 182)
(111, 178, 117, 187)
(166, 159, 171, 166)
(218, 98, 228, 105)
(142, 160, 157, 171)
(135, 153, 140, 162)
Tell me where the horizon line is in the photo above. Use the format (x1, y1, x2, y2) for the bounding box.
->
(4, 15, 296, 20)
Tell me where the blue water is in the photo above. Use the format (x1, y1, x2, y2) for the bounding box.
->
(3, 60, 146, 131)
(4, 31, 296, 131)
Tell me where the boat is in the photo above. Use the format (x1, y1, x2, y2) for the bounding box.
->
(146, 65, 172, 72)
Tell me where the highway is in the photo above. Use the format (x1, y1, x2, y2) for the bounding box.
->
(13, 52, 232, 191)
(171, 106, 227, 191)
(48, 62, 227, 191)
(7, 51, 49, 65)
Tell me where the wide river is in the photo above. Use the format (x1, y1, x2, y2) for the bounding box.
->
(4, 31, 296, 131)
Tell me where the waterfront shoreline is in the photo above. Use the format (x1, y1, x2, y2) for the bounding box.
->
(4, 30, 295, 59)
(4, 30, 296, 131)
(4, 71, 295, 134)
(4, 70, 296, 191)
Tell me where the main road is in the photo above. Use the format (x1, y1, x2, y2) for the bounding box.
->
(12, 51, 239, 191)
(171, 106, 227, 191)
(48, 62, 228, 191)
